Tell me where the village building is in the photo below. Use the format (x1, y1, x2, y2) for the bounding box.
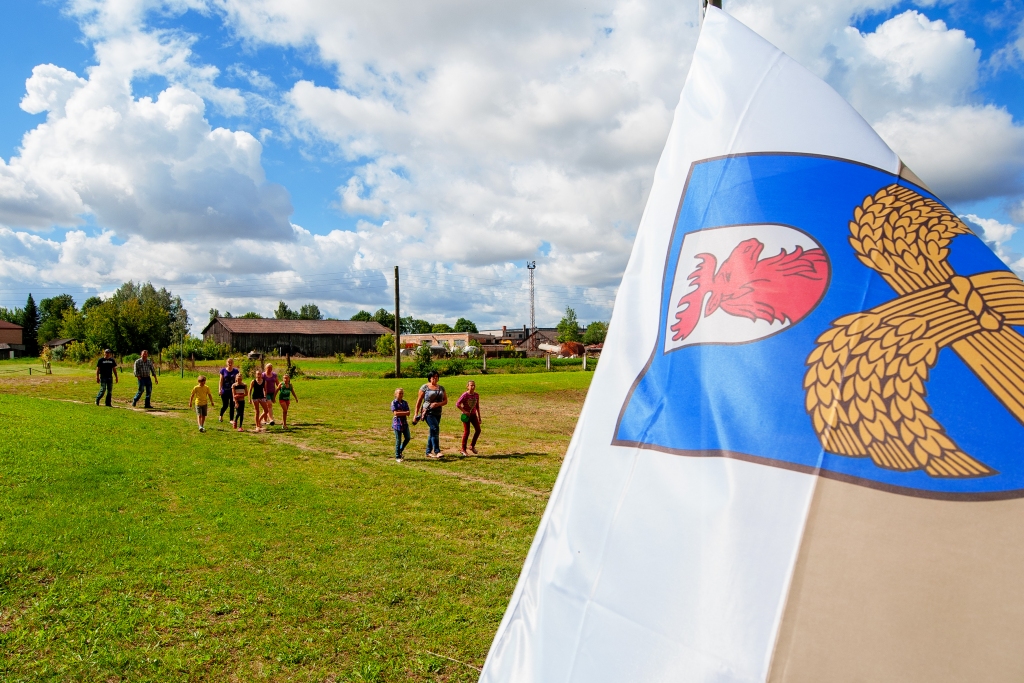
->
(399, 331, 499, 354)
(45, 338, 77, 353)
(202, 317, 391, 356)
(0, 320, 25, 359)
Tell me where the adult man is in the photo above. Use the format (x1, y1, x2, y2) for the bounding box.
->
(95, 349, 118, 406)
(132, 349, 159, 408)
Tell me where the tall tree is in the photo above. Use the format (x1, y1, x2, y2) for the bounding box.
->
(582, 321, 608, 345)
(22, 295, 39, 356)
(209, 308, 220, 321)
(373, 308, 396, 330)
(37, 294, 76, 346)
(275, 301, 299, 319)
(556, 307, 581, 343)
(240, 312, 263, 318)
(350, 310, 373, 321)
(431, 323, 453, 333)
(298, 303, 323, 320)
(410, 318, 432, 333)
(454, 317, 478, 333)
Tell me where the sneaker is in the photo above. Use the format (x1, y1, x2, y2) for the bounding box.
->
(470, 446, 478, 454)
(95, 397, 100, 406)
(459, 450, 468, 457)
(132, 398, 137, 407)
(396, 457, 403, 463)
(269, 420, 275, 426)
(199, 427, 205, 433)
(219, 415, 223, 422)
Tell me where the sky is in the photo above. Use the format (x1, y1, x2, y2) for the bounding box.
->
(0, 0, 1022, 332)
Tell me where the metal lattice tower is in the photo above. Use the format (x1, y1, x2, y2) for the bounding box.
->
(527, 261, 537, 351)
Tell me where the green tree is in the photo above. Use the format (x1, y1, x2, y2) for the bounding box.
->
(58, 308, 87, 344)
(351, 310, 373, 321)
(22, 295, 39, 356)
(372, 308, 395, 330)
(298, 303, 323, 320)
(240, 312, 263, 318)
(453, 317, 478, 333)
(37, 294, 76, 346)
(82, 296, 102, 311)
(0, 307, 23, 325)
(376, 333, 395, 356)
(582, 321, 608, 345)
(431, 323, 453, 333)
(223, 311, 233, 318)
(556, 307, 581, 343)
(209, 308, 220, 321)
(275, 301, 299, 319)
(410, 318, 431, 333)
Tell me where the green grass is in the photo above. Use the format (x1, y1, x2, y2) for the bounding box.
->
(0, 369, 590, 681)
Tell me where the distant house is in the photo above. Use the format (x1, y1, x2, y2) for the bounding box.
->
(400, 331, 499, 354)
(201, 318, 392, 356)
(0, 320, 25, 359)
(45, 338, 77, 352)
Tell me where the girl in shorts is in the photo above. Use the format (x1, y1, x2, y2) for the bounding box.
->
(277, 375, 299, 429)
(250, 370, 268, 431)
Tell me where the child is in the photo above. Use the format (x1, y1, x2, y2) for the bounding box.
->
(278, 375, 299, 429)
(250, 370, 268, 431)
(189, 375, 215, 433)
(456, 380, 482, 455)
(391, 388, 412, 462)
(232, 374, 248, 431)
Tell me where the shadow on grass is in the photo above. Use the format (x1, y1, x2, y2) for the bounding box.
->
(458, 452, 544, 460)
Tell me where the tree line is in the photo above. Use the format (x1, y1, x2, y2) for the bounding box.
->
(0, 282, 188, 360)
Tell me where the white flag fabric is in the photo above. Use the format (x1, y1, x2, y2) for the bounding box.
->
(481, 6, 1024, 682)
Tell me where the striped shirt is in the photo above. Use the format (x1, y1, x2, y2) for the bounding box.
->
(133, 357, 157, 378)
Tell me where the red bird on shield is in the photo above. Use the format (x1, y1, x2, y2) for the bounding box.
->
(670, 238, 829, 342)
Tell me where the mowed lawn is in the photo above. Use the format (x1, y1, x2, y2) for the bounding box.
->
(0, 364, 591, 681)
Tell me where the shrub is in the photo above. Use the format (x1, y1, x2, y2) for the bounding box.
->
(65, 340, 95, 364)
(335, 352, 346, 364)
(441, 357, 467, 376)
(284, 362, 303, 378)
(241, 357, 259, 379)
(123, 353, 141, 364)
(413, 342, 434, 377)
(376, 333, 395, 356)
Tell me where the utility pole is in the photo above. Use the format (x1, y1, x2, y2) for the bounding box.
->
(394, 266, 401, 378)
(527, 261, 537, 351)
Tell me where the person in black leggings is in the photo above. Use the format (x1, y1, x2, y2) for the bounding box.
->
(218, 358, 240, 425)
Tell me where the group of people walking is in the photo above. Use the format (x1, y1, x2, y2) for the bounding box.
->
(95, 352, 299, 433)
(209, 358, 299, 433)
(96, 352, 486, 457)
(391, 370, 482, 462)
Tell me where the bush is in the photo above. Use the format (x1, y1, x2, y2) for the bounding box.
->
(376, 333, 395, 356)
(284, 362, 303, 378)
(65, 340, 95, 364)
(413, 342, 434, 377)
(441, 357, 467, 376)
(160, 336, 231, 362)
(123, 353, 141, 364)
(335, 352, 346, 364)
(241, 357, 259, 379)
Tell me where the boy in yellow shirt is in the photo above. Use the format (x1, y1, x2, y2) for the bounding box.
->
(189, 375, 215, 433)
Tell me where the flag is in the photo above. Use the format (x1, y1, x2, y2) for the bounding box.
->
(480, 6, 1024, 682)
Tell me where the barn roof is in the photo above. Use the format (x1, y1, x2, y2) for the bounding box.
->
(0, 320, 23, 330)
(202, 317, 391, 336)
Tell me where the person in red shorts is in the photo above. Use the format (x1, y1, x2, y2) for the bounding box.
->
(456, 380, 482, 456)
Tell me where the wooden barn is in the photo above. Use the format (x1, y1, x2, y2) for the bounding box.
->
(0, 320, 25, 359)
(201, 318, 391, 357)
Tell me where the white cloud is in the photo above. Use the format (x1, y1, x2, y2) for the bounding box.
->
(874, 105, 1024, 201)
(961, 213, 1024, 275)
(833, 11, 979, 122)
(0, 60, 292, 239)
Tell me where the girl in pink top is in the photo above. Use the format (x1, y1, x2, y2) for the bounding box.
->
(456, 380, 482, 456)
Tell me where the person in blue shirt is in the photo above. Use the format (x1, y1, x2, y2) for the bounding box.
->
(391, 388, 412, 462)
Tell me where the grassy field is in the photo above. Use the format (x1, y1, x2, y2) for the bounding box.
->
(0, 360, 592, 681)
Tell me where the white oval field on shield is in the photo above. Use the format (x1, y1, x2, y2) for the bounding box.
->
(663, 223, 829, 354)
